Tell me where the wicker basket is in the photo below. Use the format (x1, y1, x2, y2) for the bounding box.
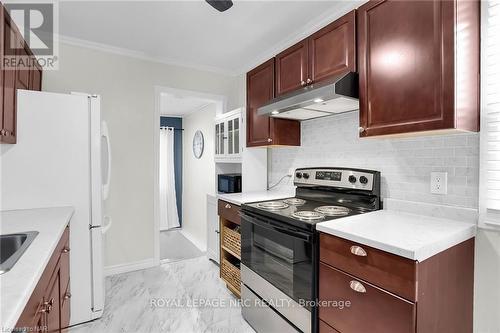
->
(221, 258, 241, 293)
(222, 225, 241, 257)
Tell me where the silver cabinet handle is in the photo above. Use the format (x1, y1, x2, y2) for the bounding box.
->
(267, 138, 272, 143)
(62, 247, 70, 253)
(0, 129, 5, 136)
(300, 80, 306, 86)
(350, 245, 367, 257)
(64, 292, 72, 300)
(306, 78, 312, 84)
(215, 230, 220, 234)
(350, 280, 367, 293)
(225, 204, 231, 209)
(358, 127, 366, 133)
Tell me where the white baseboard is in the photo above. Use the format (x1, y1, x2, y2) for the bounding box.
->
(104, 258, 156, 276)
(180, 229, 207, 252)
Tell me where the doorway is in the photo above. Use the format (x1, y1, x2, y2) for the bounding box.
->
(154, 86, 226, 264)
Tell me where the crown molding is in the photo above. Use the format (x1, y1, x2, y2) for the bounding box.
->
(58, 34, 238, 77)
(58, 1, 364, 78)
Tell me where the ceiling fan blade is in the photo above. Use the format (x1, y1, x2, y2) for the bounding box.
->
(206, 0, 233, 12)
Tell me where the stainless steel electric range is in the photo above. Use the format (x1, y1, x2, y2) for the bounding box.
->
(240, 167, 381, 333)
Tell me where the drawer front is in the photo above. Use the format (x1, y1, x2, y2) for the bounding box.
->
(319, 320, 340, 333)
(218, 200, 241, 225)
(319, 233, 417, 301)
(319, 263, 416, 333)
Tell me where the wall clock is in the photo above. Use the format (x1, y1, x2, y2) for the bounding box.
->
(192, 130, 204, 159)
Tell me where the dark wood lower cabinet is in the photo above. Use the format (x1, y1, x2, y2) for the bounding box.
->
(319, 233, 474, 333)
(16, 226, 70, 332)
(319, 263, 416, 333)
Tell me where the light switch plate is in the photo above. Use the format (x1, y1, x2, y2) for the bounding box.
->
(431, 172, 448, 194)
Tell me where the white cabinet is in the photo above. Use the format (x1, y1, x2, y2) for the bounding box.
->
(206, 194, 220, 264)
(215, 108, 243, 162)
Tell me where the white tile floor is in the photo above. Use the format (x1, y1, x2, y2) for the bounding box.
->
(69, 257, 255, 333)
(160, 229, 204, 262)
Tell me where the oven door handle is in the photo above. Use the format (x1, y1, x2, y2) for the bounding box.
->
(241, 212, 312, 242)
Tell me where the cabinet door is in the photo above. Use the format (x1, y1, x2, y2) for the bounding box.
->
(246, 59, 274, 147)
(358, 0, 455, 137)
(275, 39, 308, 96)
(16, 41, 30, 91)
(215, 122, 225, 157)
(232, 116, 240, 155)
(309, 10, 356, 84)
(30, 61, 42, 91)
(45, 271, 61, 333)
(2, 13, 19, 143)
(227, 116, 240, 157)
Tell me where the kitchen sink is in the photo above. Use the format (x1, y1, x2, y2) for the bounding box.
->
(0, 231, 38, 274)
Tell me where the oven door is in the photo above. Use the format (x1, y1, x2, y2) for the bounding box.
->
(241, 211, 315, 333)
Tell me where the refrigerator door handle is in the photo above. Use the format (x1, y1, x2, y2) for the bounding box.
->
(102, 216, 112, 234)
(101, 120, 112, 200)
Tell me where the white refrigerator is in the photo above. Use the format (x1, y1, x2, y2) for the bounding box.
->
(1, 89, 111, 325)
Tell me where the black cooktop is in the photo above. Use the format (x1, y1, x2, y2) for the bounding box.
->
(242, 196, 375, 231)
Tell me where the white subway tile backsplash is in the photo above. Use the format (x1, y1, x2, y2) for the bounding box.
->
(269, 111, 479, 209)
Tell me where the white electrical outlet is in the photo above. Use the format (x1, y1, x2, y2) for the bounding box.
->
(430, 172, 448, 194)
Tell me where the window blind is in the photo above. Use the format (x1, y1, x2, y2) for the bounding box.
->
(481, 0, 500, 228)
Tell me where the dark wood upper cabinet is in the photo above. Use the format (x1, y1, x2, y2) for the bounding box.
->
(1, 4, 43, 144)
(275, 39, 309, 96)
(275, 10, 356, 98)
(247, 59, 274, 147)
(309, 10, 356, 84)
(357, 0, 479, 137)
(246, 59, 301, 147)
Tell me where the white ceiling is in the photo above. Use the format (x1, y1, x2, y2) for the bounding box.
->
(58, 1, 360, 75)
(160, 93, 215, 116)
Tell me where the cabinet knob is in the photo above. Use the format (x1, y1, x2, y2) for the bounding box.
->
(4, 130, 11, 137)
(349, 280, 367, 293)
(300, 80, 306, 86)
(350, 245, 367, 257)
(358, 127, 366, 134)
(306, 78, 312, 84)
(62, 247, 70, 253)
(0, 129, 5, 136)
(225, 203, 232, 209)
(215, 230, 220, 234)
(64, 292, 72, 300)
(267, 138, 272, 143)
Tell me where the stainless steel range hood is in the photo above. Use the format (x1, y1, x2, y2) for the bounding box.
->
(258, 71, 359, 121)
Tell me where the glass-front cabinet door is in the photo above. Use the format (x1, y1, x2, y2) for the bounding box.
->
(214, 109, 242, 161)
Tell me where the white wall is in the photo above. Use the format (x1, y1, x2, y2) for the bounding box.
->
(43, 43, 242, 268)
(269, 111, 499, 332)
(182, 104, 216, 250)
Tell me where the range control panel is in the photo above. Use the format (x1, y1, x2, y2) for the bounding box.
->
(294, 168, 375, 191)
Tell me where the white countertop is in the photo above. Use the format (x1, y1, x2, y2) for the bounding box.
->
(217, 189, 295, 205)
(316, 209, 476, 261)
(0, 207, 74, 330)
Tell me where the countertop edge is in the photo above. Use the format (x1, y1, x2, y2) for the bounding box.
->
(317, 224, 476, 261)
